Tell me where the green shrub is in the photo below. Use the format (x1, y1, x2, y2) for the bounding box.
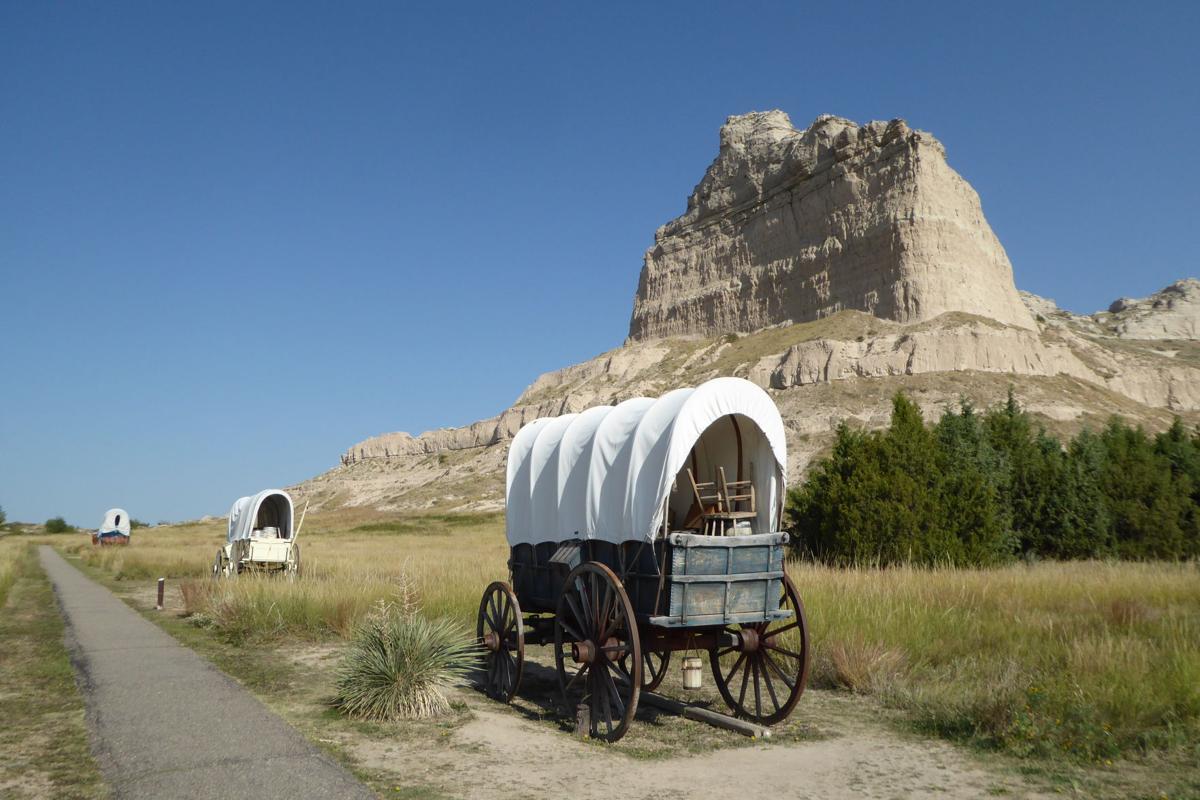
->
(332, 602, 477, 720)
(43, 517, 73, 534)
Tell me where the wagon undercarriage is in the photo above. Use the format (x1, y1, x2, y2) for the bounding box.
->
(477, 540, 811, 742)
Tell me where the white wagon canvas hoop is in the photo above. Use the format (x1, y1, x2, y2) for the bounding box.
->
(99, 508, 131, 537)
(505, 377, 787, 545)
(227, 489, 294, 542)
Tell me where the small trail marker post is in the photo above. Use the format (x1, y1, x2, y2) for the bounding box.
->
(156, 578, 165, 610)
(574, 703, 590, 739)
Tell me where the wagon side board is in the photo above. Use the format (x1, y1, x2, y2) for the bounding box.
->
(508, 531, 791, 630)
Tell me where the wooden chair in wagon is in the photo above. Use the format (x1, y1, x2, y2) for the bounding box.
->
(476, 377, 811, 741)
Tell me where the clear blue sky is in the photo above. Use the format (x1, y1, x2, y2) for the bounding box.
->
(2, 2, 1198, 525)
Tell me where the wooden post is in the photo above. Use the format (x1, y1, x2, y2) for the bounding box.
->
(574, 702, 590, 738)
(156, 578, 165, 610)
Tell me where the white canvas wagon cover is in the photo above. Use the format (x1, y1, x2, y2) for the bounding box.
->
(99, 508, 131, 537)
(227, 489, 294, 543)
(505, 377, 787, 546)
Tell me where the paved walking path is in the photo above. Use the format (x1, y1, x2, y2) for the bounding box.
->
(38, 547, 376, 800)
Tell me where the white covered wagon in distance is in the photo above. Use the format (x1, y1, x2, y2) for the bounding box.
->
(93, 508, 131, 546)
(214, 489, 303, 578)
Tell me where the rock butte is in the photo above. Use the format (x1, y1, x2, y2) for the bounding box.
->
(628, 111, 1036, 340)
(296, 112, 1200, 513)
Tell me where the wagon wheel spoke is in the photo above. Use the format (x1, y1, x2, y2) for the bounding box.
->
(564, 592, 589, 638)
(737, 657, 751, 708)
(558, 617, 586, 645)
(597, 670, 613, 735)
(574, 575, 593, 630)
(752, 658, 763, 718)
(759, 654, 781, 712)
(761, 648, 797, 691)
(596, 577, 615, 636)
(565, 663, 589, 694)
(768, 621, 800, 637)
(487, 592, 501, 630)
(722, 651, 747, 688)
(602, 665, 626, 718)
(498, 593, 512, 629)
(762, 641, 803, 660)
(643, 652, 662, 684)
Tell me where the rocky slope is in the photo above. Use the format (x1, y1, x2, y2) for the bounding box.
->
(628, 112, 1034, 340)
(294, 111, 1200, 513)
(1023, 279, 1200, 340)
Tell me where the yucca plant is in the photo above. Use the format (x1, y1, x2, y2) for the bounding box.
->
(333, 601, 478, 720)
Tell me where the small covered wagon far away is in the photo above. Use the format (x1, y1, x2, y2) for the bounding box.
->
(477, 376, 811, 741)
(92, 508, 131, 545)
(214, 489, 304, 578)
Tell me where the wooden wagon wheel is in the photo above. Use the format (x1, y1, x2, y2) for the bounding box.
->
(622, 648, 671, 692)
(554, 562, 641, 742)
(709, 573, 810, 725)
(476, 582, 524, 702)
(212, 549, 225, 579)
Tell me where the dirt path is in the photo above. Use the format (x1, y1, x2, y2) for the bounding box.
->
(340, 653, 1053, 800)
(38, 547, 375, 800)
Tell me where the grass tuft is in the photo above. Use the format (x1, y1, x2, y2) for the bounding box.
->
(332, 601, 478, 720)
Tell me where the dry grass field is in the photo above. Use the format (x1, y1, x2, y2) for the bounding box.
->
(0, 539, 107, 799)
(47, 512, 1200, 798)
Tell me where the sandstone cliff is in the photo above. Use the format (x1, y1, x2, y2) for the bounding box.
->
(628, 111, 1035, 340)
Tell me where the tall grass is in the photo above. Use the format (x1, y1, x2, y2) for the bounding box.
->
(0, 540, 28, 608)
(793, 560, 1200, 760)
(67, 513, 1200, 762)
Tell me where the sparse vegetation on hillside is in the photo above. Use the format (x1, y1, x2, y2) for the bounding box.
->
(788, 391, 1200, 564)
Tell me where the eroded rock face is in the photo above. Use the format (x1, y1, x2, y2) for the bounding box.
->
(1021, 279, 1200, 340)
(1105, 280, 1200, 339)
(628, 111, 1036, 340)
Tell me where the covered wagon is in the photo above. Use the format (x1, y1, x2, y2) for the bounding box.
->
(477, 377, 810, 740)
(214, 489, 303, 578)
(92, 508, 131, 545)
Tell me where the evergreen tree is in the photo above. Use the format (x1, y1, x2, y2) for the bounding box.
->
(934, 400, 1012, 564)
(1099, 419, 1191, 559)
(786, 389, 1199, 564)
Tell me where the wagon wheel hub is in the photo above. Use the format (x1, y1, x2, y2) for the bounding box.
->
(602, 636, 625, 663)
(738, 627, 761, 654)
(571, 640, 597, 664)
(482, 631, 501, 652)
